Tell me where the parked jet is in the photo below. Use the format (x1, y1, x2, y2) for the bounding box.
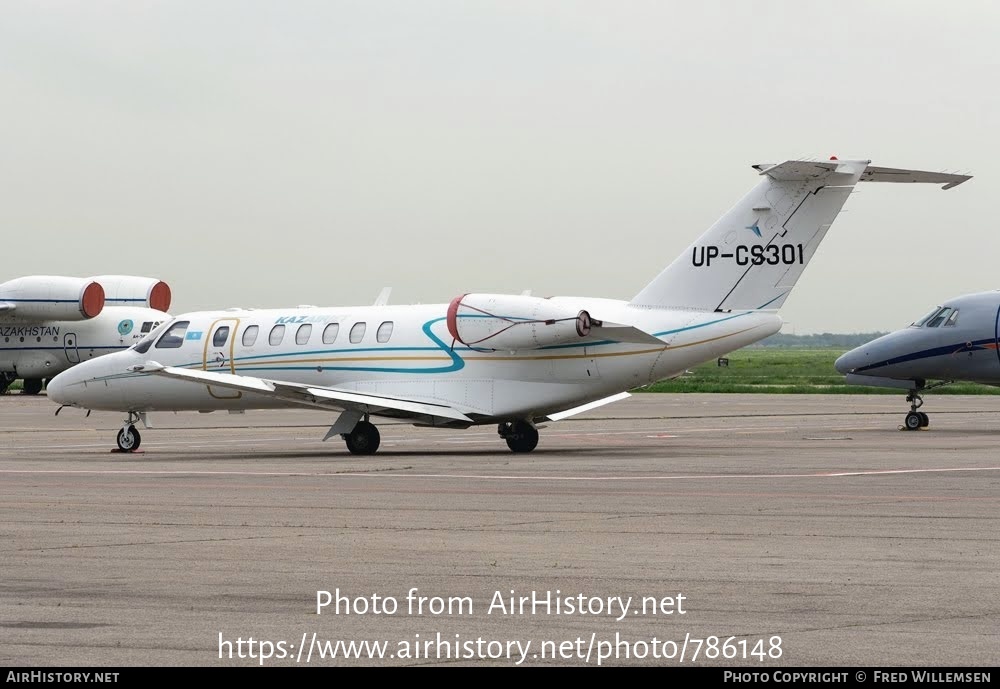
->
(47, 159, 969, 454)
(835, 291, 999, 430)
(0, 275, 171, 394)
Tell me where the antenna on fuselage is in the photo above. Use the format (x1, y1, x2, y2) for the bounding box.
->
(374, 287, 392, 306)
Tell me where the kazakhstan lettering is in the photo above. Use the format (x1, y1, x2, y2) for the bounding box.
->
(0, 325, 60, 338)
(692, 244, 804, 267)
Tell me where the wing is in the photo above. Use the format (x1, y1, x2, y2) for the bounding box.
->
(130, 362, 473, 424)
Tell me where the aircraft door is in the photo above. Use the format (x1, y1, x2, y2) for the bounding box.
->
(995, 304, 1000, 370)
(202, 318, 241, 400)
(63, 333, 80, 364)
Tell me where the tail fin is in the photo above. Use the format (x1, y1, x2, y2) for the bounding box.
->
(631, 159, 970, 311)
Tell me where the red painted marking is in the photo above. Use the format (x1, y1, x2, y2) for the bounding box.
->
(80, 282, 105, 318)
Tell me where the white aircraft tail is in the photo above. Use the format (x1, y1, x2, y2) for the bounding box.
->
(631, 159, 970, 312)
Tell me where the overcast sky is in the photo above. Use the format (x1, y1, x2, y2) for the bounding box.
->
(2, 1, 996, 333)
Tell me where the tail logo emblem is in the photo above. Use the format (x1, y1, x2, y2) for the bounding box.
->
(746, 220, 762, 238)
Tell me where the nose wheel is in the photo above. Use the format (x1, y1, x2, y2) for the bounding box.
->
(903, 392, 930, 431)
(115, 411, 144, 452)
(498, 420, 539, 453)
(117, 425, 142, 451)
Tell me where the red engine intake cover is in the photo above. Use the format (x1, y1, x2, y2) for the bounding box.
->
(149, 281, 172, 312)
(81, 282, 106, 318)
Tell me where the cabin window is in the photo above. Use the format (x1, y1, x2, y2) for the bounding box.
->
(269, 324, 286, 346)
(376, 321, 394, 343)
(140, 321, 154, 334)
(349, 322, 366, 344)
(155, 320, 190, 349)
(943, 309, 960, 327)
(296, 324, 312, 345)
(242, 325, 259, 347)
(322, 323, 340, 344)
(213, 326, 230, 348)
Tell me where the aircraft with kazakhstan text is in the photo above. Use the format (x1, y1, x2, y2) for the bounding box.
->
(1, 275, 171, 395)
(47, 159, 969, 454)
(835, 290, 1000, 430)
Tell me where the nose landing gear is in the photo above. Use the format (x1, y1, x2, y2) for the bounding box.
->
(903, 390, 930, 431)
(115, 411, 146, 452)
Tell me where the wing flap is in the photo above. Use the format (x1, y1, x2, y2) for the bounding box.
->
(131, 362, 473, 422)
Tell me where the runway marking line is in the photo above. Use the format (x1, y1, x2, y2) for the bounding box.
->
(1, 466, 998, 481)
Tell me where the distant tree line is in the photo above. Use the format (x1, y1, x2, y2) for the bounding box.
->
(754, 332, 889, 348)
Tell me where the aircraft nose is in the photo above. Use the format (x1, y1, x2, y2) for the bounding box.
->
(46, 369, 72, 405)
(834, 348, 863, 374)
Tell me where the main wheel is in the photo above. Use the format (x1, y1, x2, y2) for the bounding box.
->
(904, 412, 922, 431)
(504, 421, 539, 453)
(22, 378, 43, 395)
(918, 411, 929, 427)
(116, 425, 142, 451)
(345, 421, 380, 455)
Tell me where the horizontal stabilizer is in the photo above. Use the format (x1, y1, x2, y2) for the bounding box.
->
(545, 392, 631, 421)
(844, 373, 918, 390)
(752, 161, 971, 189)
(129, 362, 473, 423)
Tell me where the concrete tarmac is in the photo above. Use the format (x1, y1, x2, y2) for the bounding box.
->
(1, 394, 998, 666)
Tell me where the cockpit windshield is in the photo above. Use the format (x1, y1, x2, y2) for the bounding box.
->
(912, 307, 942, 327)
(154, 320, 191, 349)
(912, 306, 959, 328)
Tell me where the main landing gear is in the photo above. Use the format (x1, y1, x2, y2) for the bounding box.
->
(903, 390, 930, 431)
(343, 420, 380, 455)
(21, 378, 44, 396)
(0, 373, 15, 395)
(498, 420, 539, 453)
(116, 411, 144, 451)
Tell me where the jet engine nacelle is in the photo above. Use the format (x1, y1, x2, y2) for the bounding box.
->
(89, 275, 172, 312)
(447, 293, 593, 350)
(0, 276, 105, 321)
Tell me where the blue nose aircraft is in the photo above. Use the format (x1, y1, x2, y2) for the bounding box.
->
(835, 291, 1000, 430)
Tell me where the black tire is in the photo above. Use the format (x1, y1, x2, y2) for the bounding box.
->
(904, 412, 922, 431)
(918, 412, 929, 427)
(117, 425, 141, 451)
(22, 378, 43, 396)
(345, 421, 380, 455)
(505, 421, 539, 453)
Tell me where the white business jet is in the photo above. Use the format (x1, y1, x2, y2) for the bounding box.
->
(47, 159, 968, 454)
(1, 275, 171, 395)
